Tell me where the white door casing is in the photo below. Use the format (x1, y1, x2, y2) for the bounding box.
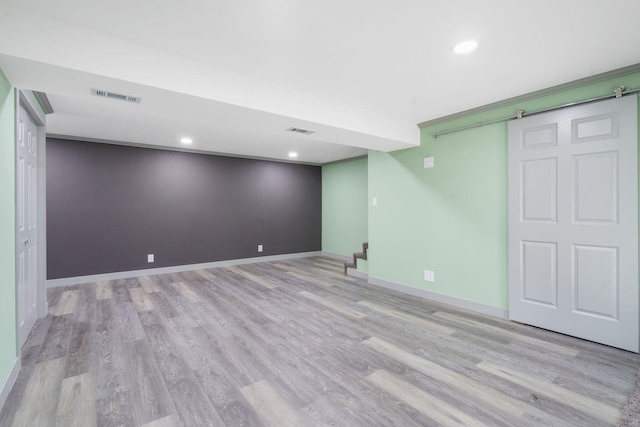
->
(508, 95, 638, 352)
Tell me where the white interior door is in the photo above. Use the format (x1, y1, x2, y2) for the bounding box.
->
(17, 101, 39, 348)
(508, 95, 638, 352)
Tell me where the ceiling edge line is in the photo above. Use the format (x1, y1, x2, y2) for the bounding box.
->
(417, 62, 640, 129)
(321, 154, 369, 167)
(45, 134, 323, 166)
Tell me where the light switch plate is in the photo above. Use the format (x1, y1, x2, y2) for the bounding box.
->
(424, 157, 435, 169)
(372, 197, 377, 206)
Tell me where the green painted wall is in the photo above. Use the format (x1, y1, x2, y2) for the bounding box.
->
(0, 69, 17, 386)
(322, 157, 368, 272)
(369, 71, 640, 310)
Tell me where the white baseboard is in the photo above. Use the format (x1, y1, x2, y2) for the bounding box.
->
(0, 357, 21, 413)
(322, 252, 368, 279)
(347, 269, 369, 280)
(367, 276, 508, 319)
(320, 251, 351, 262)
(45, 252, 506, 319)
(47, 251, 322, 288)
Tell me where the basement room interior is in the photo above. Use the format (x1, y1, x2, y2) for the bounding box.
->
(1, 1, 640, 426)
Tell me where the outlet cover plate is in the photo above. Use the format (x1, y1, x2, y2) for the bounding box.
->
(424, 269, 435, 282)
(147, 254, 155, 263)
(257, 244, 263, 252)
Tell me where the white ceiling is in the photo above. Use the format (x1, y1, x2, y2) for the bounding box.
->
(1, 0, 640, 164)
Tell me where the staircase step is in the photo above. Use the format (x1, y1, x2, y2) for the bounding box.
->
(344, 242, 369, 275)
(343, 262, 356, 275)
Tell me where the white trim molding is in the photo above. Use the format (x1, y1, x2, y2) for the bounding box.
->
(321, 251, 369, 279)
(347, 269, 368, 280)
(367, 276, 509, 319)
(46, 251, 322, 288)
(0, 356, 21, 413)
(320, 251, 351, 262)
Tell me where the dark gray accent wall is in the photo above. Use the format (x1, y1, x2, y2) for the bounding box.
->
(46, 138, 321, 279)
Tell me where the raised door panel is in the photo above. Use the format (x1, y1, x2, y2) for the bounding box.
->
(572, 152, 618, 224)
(522, 123, 557, 149)
(572, 245, 618, 320)
(572, 113, 618, 143)
(521, 241, 557, 307)
(521, 158, 557, 222)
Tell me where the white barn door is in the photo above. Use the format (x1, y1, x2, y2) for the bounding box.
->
(508, 95, 638, 352)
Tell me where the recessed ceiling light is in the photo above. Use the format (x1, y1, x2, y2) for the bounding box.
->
(453, 40, 478, 54)
(180, 137, 193, 145)
(288, 152, 298, 158)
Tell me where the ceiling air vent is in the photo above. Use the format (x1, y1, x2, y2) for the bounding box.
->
(286, 127, 315, 135)
(91, 88, 141, 104)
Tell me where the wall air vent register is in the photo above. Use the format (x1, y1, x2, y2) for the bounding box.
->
(286, 127, 315, 135)
(91, 88, 141, 104)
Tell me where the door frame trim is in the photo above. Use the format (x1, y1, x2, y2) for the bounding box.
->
(15, 89, 47, 349)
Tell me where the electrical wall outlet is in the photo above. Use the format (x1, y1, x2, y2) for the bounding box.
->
(257, 244, 263, 253)
(424, 269, 435, 282)
(147, 254, 155, 263)
(372, 197, 377, 206)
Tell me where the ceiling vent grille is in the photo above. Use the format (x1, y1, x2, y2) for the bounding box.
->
(91, 88, 141, 104)
(286, 127, 315, 135)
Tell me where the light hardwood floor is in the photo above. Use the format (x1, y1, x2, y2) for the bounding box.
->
(1, 256, 638, 426)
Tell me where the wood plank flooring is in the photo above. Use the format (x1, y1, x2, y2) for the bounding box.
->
(1, 256, 638, 426)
